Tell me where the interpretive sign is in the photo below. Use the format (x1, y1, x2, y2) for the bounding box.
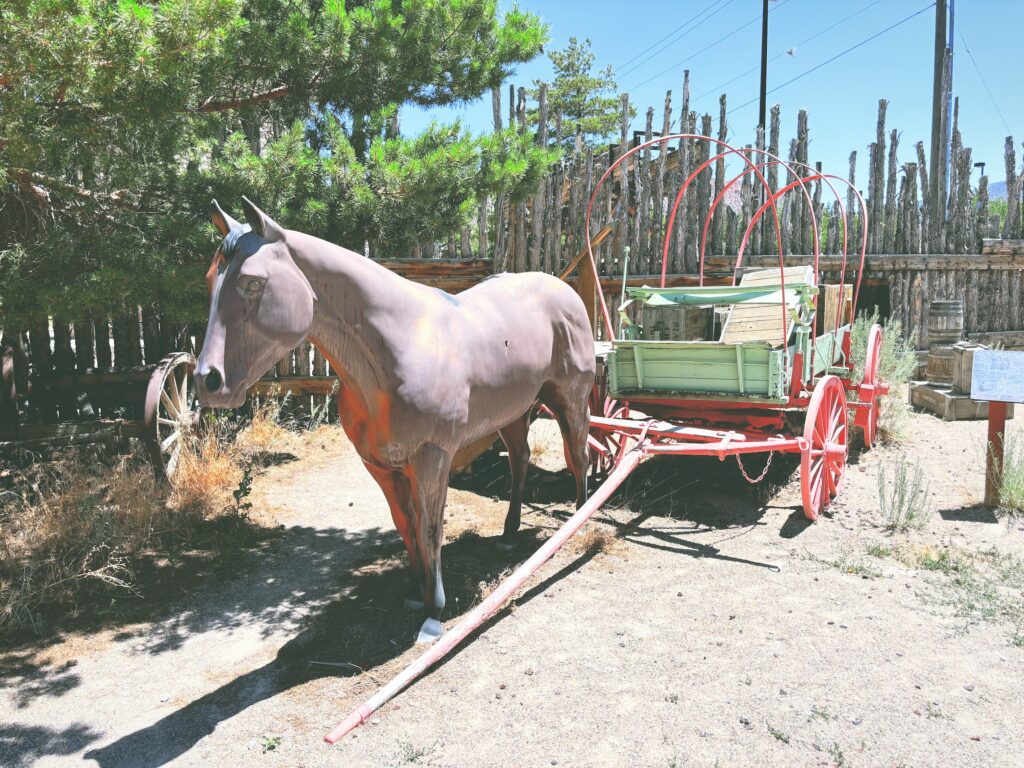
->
(969, 350, 1024, 506)
(971, 350, 1024, 404)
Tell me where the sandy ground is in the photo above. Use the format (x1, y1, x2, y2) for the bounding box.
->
(3, 408, 1024, 768)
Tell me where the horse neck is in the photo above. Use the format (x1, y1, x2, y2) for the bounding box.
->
(287, 231, 411, 395)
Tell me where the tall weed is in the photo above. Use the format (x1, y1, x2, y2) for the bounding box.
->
(877, 453, 931, 531)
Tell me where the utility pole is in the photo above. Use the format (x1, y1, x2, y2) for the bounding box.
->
(945, 0, 956, 187)
(758, 0, 769, 131)
(929, 0, 950, 250)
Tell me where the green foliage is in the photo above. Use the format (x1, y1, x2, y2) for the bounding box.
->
(989, 198, 1009, 230)
(995, 435, 1024, 512)
(531, 37, 632, 147)
(0, 0, 550, 327)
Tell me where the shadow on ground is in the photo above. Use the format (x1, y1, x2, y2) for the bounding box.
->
(81, 527, 546, 768)
(9, 441, 818, 767)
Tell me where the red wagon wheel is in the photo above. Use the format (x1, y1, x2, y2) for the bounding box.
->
(859, 323, 884, 448)
(801, 375, 848, 521)
(144, 352, 199, 479)
(589, 395, 630, 475)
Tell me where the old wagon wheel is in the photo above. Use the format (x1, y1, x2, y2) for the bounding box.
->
(801, 375, 848, 521)
(144, 352, 199, 479)
(589, 395, 630, 475)
(859, 323, 884, 449)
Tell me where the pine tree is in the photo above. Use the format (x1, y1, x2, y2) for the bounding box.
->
(533, 37, 632, 147)
(0, 0, 552, 326)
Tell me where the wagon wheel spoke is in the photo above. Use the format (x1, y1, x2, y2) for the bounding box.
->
(158, 417, 178, 428)
(161, 429, 180, 451)
(166, 443, 181, 476)
(166, 369, 181, 414)
(178, 368, 191, 416)
(160, 388, 180, 420)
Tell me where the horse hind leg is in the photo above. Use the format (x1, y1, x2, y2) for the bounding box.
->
(540, 382, 591, 509)
(497, 410, 532, 549)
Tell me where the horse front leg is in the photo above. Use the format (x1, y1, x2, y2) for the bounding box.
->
(406, 443, 454, 644)
(363, 461, 423, 609)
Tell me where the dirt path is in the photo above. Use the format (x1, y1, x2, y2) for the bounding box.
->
(3, 413, 1024, 767)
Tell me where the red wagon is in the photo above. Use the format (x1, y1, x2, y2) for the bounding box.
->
(586, 133, 888, 521)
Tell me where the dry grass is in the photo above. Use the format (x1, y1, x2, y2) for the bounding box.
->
(165, 432, 246, 518)
(573, 526, 615, 556)
(236, 395, 290, 453)
(1, 453, 166, 633)
(0, 415, 268, 636)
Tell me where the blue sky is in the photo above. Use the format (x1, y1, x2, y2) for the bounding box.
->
(402, 0, 1021, 186)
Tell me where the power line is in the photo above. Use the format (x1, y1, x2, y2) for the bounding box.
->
(625, 2, 785, 93)
(616, 0, 739, 80)
(615, 0, 726, 71)
(693, 0, 889, 103)
(728, 2, 936, 115)
(957, 27, 1012, 136)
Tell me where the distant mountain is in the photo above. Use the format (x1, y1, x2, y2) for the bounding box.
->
(989, 180, 1008, 200)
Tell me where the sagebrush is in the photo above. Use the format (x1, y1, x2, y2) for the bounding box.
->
(877, 454, 931, 531)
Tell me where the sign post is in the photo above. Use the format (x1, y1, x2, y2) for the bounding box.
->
(985, 401, 1007, 507)
(970, 350, 1024, 508)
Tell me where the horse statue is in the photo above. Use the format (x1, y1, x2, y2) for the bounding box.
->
(195, 197, 596, 643)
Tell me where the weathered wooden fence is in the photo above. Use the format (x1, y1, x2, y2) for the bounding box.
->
(4, 73, 1024, 426)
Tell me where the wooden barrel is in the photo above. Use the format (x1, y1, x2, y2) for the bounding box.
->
(927, 344, 956, 385)
(927, 300, 964, 346)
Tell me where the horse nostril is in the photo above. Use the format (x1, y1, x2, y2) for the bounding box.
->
(205, 369, 223, 392)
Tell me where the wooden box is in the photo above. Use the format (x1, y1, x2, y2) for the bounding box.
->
(910, 382, 1014, 421)
(641, 305, 712, 341)
(952, 341, 985, 394)
(820, 284, 853, 334)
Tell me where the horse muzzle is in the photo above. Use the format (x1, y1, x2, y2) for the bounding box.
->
(194, 365, 247, 409)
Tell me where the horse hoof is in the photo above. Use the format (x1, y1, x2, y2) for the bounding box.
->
(416, 618, 444, 644)
(403, 597, 425, 610)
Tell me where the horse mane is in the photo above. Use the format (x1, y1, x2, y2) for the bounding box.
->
(217, 224, 254, 260)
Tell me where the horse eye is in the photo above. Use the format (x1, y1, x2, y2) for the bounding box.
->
(238, 277, 264, 297)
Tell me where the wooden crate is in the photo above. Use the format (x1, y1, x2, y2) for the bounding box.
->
(821, 284, 853, 334)
(641, 305, 711, 341)
(951, 342, 986, 394)
(910, 382, 1014, 421)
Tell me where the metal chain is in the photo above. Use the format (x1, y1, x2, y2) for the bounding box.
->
(735, 451, 775, 484)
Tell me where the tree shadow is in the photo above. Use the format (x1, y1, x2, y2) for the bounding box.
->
(83, 528, 543, 768)
(0, 652, 81, 709)
(0, 723, 101, 768)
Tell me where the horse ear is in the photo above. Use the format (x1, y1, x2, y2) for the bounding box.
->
(240, 196, 285, 242)
(210, 199, 239, 236)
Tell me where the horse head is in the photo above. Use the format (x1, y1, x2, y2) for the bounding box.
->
(195, 197, 317, 408)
